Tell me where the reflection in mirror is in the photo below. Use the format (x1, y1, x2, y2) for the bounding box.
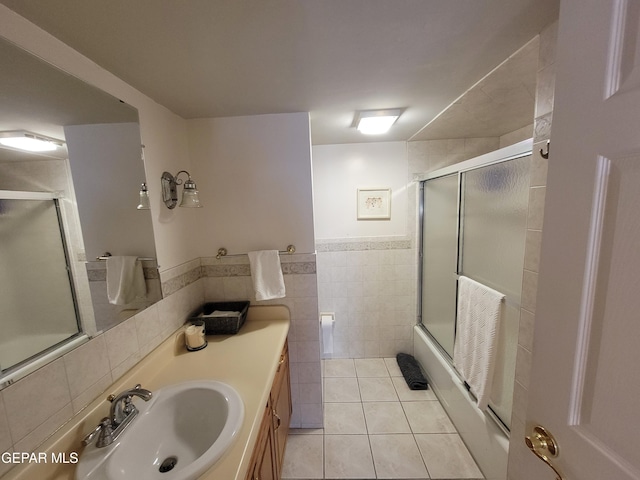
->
(0, 37, 161, 387)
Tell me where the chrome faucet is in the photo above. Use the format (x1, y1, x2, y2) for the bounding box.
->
(108, 384, 153, 426)
(82, 384, 152, 448)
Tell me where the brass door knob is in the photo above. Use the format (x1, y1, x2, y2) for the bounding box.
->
(525, 425, 564, 480)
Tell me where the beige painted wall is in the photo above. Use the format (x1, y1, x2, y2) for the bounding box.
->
(188, 112, 315, 257)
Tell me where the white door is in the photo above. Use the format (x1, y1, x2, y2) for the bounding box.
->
(525, 0, 640, 479)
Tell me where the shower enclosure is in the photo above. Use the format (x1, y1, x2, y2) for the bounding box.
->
(415, 140, 532, 479)
(0, 191, 82, 375)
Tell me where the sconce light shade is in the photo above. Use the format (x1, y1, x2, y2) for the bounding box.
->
(137, 183, 151, 210)
(355, 109, 402, 135)
(178, 177, 202, 208)
(161, 170, 203, 209)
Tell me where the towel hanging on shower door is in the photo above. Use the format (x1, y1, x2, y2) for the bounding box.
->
(453, 275, 504, 410)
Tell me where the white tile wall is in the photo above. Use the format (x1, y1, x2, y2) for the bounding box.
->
(316, 239, 417, 359)
(201, 253, 322, 428)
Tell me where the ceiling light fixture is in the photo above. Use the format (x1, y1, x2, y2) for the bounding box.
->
(0, 130, 63, 152)
(355, 109, 402, 135)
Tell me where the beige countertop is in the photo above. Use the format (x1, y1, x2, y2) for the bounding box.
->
(3, 305, 290, 480)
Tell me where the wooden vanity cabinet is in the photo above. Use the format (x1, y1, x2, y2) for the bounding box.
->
(246, 341, 292, 480)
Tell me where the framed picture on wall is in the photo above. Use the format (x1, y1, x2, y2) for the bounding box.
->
(357, 188, 391, 220)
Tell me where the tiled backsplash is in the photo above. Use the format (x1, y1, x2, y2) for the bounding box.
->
(0, 252, 320, 477)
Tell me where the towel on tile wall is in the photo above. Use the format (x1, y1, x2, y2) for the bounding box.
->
(106, 256, 147, 305)
(453, 275, 504, 410)
(248, 250, 286, 301)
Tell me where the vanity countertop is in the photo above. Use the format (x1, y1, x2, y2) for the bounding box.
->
(3, 305, 290, 480)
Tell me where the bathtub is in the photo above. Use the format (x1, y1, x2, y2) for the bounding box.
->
(413, 325, 509, 480)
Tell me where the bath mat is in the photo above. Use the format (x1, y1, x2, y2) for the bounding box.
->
(396, 353, 429, 390)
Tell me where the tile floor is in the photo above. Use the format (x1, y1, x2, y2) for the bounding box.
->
(281, 358, 484, 479)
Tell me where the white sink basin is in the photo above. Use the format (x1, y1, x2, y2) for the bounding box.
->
(76, 380, 244, 480)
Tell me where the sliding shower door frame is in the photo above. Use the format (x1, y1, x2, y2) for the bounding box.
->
(417, 139, 533, 431)
(417, 138, 532, 329)
(0, 189, 84, 385)
(416, 139, 533, 183)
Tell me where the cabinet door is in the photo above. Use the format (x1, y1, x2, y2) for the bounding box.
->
(247, 402, 276, 480)
(255, 427, 275, 480)
(247, 341, 292, 480)
(273, 343, 292, 471)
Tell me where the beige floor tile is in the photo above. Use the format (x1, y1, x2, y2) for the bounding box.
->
(324, 377, 361, 403)
(363, 402, 411, 434)
(403, 401, 457, 433)
(324, 402, 367, 434)
(286, 356, 484, 479)
(358, 377, 399, 402)
(383, 357, 403, 377)
(392, 376, 437, 402)
(415, 434, 484, 479)
(323, 359, 356, 378)
(369, 434, 429, 479)
(355, 358, 389, 377)
(281, 434, 324, 479)
(324, 434, 376, 479)
(289, 428, 325, 435)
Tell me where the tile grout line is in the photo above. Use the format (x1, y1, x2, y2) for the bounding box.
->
(316, 358, 484, 480)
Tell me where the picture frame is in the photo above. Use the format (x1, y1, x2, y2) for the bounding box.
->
(357, 188, 391, 220)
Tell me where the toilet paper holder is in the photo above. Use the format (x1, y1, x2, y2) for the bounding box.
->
(320, 313, 335, 356)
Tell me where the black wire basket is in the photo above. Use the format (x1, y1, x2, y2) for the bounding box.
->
(189, 301, 250, 335)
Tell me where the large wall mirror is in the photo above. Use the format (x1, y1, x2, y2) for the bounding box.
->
(0, 37, 161, 387)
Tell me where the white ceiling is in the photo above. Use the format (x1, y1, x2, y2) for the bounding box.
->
(0, 0, 559, 145)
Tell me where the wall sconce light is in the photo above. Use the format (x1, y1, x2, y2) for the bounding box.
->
(355, 109, 402, 135)
(0, 130, 64, 152)
(161, 170, 202, 209)
(137, 183, 151, 210)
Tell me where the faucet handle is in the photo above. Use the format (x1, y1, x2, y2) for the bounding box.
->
(82, 417, 112, 446)
(95, 418, 115, 448)
(107, 384, 143, 402)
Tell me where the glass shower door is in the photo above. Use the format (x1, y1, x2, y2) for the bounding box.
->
(421, 173, 459, 357)
(459, 155, 531, 427)
(419, 151, 531, 429)
(0, 196, 80, 372)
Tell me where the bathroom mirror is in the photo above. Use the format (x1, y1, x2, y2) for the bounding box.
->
(0, 37, 161, 386)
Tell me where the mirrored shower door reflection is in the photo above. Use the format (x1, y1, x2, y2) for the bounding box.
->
(0, 193, 81, 373)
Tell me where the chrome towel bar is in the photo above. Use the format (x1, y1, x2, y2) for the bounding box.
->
(96, 252, 155, 261)
(216, 244, 296, 260)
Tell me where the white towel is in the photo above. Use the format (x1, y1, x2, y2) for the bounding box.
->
(106, 256, 147, 305)
(453, 276, 504, 410)
(247, 250, 286, 301)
